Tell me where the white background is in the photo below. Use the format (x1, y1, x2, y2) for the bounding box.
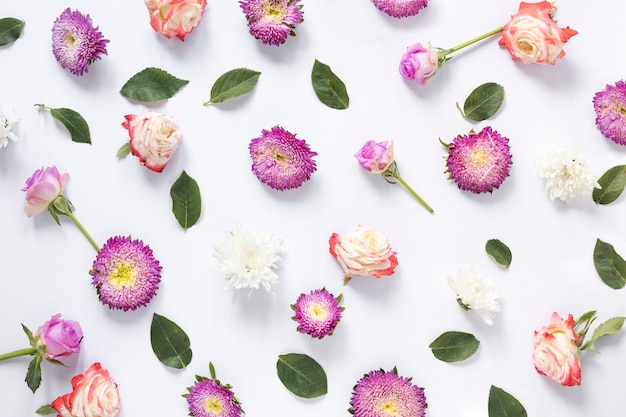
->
(1, 0, 626, 416)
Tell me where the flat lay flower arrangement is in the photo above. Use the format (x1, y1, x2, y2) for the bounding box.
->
(1, 1, 626, 416)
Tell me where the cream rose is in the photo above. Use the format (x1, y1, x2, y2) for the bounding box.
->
(145, 0, 207, 41)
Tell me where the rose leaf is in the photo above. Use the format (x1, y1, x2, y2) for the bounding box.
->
(0, 17, 25, 46)
(311, 59, 349, 110)
(485, 239, 512, 268)
(205, 68, 261, 104)
(429, 331, 480, 362)
(592, 165, 626, 205)
(170, 170, 201, 231)
(276, 353, 328, 398)
(488, 385, 527, 417)
(150, 313, 192, 369)
(49, 107, 91, 144)
(457, 82, 504, 121)
(593, 238, 626, 289)
(120, 67, 189, 102)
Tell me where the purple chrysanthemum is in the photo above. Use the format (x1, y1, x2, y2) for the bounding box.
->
(249, 125, 317, 190)
(89, 236, 162, 311)
(292, 288, 343, 339)
(444, 126, 513, 194)
(185, 378, 243, 417)
(51, 8, 109, 76)
(349, 368, 427, 417)
(593, 80, 626, 145)
(239, 0, 304, 46)
(372, 0, 429, 18)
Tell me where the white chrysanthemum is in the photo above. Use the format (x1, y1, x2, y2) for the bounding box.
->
(535, 147, 597, 204)
(0, 102, 21, 149)
(447, 267, 501, 325)
(213, 224, 283, 298)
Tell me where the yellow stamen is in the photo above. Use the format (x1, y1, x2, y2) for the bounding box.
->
(108, 262, 137, 289)
(204, 398, 223, 414)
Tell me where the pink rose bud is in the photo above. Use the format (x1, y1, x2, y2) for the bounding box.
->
(399, 42, 439, 85)
(22, 166, 69, 217)
(34, 314, 83, 360)
(122, 112, 183, 173)
(145, 0, 207, 40)
(354, 140, 394, 174)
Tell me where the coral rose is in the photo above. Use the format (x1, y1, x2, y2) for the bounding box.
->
(145, 0, 207, 40)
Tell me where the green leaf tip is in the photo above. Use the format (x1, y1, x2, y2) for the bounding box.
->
(488, 385, 527, 417)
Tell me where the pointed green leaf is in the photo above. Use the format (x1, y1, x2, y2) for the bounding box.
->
(120, 67, 189, 102)
(150, 313, 192, 369)
(582, 317, 625, 351)
(486, 239, 512, 268)
(276, 353, 327, 398)
(458, 82, 504, 121)
(35, 405, 56, 415)
(488, 385, 527, 417)
(0, 18, 25, 46)
(49, 107, 91, 144)
(429, 331, 480, 362)
(22, 323, 35, 346)
(170, 170, 201, 231)
(593, 238, 626, 289)
(26, 355, 42, 393)
(311, 59, 349, 110)
(206, 68, 261, 104)
(593, 165, 626, 204)
(116, 142, 131, 158)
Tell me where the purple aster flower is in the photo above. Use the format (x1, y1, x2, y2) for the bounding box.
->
(372, 0, 429, 18)
(349, 367, 427, 417)
(89, 236, 162, 311)
(51, 8, 109, 76)
(249, 125, 317, 190)
(291, 288, 344, 339)
(593, 80, 626, 145)
(184, 365, 244, 417)
(443, 126, 513, 194)
(239, 0, 304, 46)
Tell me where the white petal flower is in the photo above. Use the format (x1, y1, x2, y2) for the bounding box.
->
(213, 224, 283, 299)
(0, 102, 21, 149)
(535, 147, 597, 204)
(447, 267, 501, 325)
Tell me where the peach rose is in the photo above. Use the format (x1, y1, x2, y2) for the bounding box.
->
(498, 1, 577, 65)
(122, 112, 182, 172)
(533, 312, 582, 386)
(145, 0, 207, 41)
(329, 226, 398, 282)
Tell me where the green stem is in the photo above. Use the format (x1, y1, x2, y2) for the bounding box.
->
(66, 212, 100, 252)
(0, 347, 37, 361)
(392, 171, 434, 213)
(438, 27, 504, 60)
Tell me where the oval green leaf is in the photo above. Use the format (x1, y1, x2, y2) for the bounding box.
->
(593, 165, 626, 204)
(0, 18, 25, 46)
(488, 385, 527, 417)
(49, 107, 91, 144)
(150, 313, 192, 369)
(206, 68, 261, 104)
(120, 67, 189, 102)
(276, 353, 327, 398)
(170, 170, 201, 231)
(116, 142, 131, 158)
(486, 239, 512, 268)
(35, 405, 56, 415)
(593, 238, 626, 289)
(311, 59, 349, 110)
(459, 82, 504, 121)
(26, 355, 42, 393)
(429, 331, 480, 362)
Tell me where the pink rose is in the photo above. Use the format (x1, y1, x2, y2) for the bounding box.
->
(122, 112, 183, 172)
(533, 312, 582, 386)
(22, 166, 69, 217)
(51, 363, 121, 417)
(329, 226, 398, 281)
(354, 140, 394, 174)
(34, 314, 83, 360)
(145, 0, 207, 40)
(498, 1, 578, 65)
(399, 42, 439, 85)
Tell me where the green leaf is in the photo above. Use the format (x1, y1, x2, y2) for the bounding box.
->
(120, 67, 189, 102)
(35, 405, 56, 415)
(116, 142, 131, 158)
(170, 171, 201, 231)
(593, 238, 626, 289)
(458, 82, 504, 121)
(485, 239, 512, 268)
(311, 59, 349, 110)
(581, 316, 625, 352)
(593, 165, 626, 204)
(0, 18, 25, 47)
(205, 68, 261, 104)
(488, 385, 527, 417)
(150, 313, 192, 369)
(429, 331, 480, 362)
(276, 353, 328, 398)
(26, 355, 42, 393)
(22, 323, 34, 346)
(49, 107, 91, 144)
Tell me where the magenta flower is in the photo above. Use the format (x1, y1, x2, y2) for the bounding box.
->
(22, 166, 69, 217)
(399, 43, 439, 85)
(443, 126, 512, 194)
(184, 364, 244, 417)
(593, 80, 626, 145)
(349, 367, 427, 417)
(51, 8, 109, 76)
(249, 125, 317, 190)
(239, 0, 304, 46)
(90, 236, 162, 311)
(292, 288, 344, 339)
(373, 0, 429, 18)
(34, 314, 83, 360)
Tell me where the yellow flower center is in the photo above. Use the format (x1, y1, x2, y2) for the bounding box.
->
(108, 262, 137, 289)
(378, 399, 400, 415)
(264, 5, 285, 19)
(204, 398, 223, 414)
(65, 34, 76, 47)
(471, 149, 488, 167)
(307, 303, 328, 321)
